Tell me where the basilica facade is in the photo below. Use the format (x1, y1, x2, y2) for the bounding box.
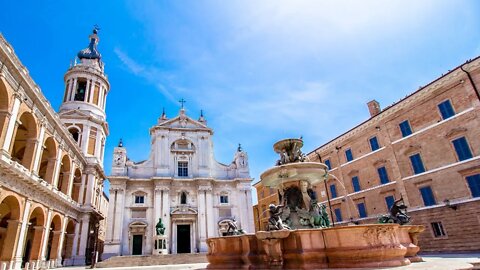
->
(0, 29, 109, 269)
(104, 108, 254, 258)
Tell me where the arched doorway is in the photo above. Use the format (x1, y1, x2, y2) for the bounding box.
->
(22, 206, 46, 265)
(57, 155, 71, 194)
(38, 137, 57, 184)
(10, 112, 37, 170)
(45, 215, 62, 264)
(0, 194, 22, 263)
(68, 127, 81, 144)
(0, 79, 10, 145)
(71, 169, 82, 203)
(62, 220, 75, 266)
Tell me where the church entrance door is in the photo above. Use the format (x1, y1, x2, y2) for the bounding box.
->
(177, 225, 191, 253)
(132, 235, 143, 255)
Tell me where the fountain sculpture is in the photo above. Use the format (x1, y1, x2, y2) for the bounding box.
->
(206, 138, 424, 269)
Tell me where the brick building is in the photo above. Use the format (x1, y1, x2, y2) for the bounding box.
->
(253, 56, 480, 252)
(308, 57, 480, 252)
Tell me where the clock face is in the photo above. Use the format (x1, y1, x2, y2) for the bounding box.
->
(114, 153, 123, 165)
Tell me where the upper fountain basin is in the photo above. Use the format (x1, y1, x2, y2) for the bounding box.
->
(260, 162, 329, 188)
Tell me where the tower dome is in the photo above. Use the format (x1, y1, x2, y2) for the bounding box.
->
(77, 27, 102, 60)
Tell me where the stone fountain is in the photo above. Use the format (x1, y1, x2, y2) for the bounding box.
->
(206, 138, 424, 269)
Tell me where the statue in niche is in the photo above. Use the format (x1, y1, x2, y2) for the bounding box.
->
(156, 218, 166, 235)
(378, 197, 411, 225)
(267, 203, 290, 231)
(300, 180, 312, 212)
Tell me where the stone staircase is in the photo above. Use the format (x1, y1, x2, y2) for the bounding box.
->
(96, 253, 208, 268)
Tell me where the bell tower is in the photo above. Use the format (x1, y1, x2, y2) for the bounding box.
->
(59, 27, 110, 163)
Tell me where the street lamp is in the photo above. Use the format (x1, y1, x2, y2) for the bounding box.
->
(90, 222, 100, 268)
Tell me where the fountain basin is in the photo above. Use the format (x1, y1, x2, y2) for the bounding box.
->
(207, 224, 418, 269)
(260, 162, 328, 188)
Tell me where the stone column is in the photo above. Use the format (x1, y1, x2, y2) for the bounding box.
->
(161, 189, 170, 245)
(245, 189, 254, 233)
(69, 78, 77, 101)
(81, 125, 91, 154)
(205, 188, 214, 239)
(86, 80, 92, 103)
(78, 174, 87, 205)
(55, 216, 68, 267)
(171, 221, 177, 254)
(31, 124, 46, 174)
(197, 189, 207, 252)
(40, 209, 53, 262)
(70, 222, 81, 265)
(52, 148, 64, 188)
(76, 215, 90, 264)
(237, 188, 248, 231)
(66, 164, 76, 197)
(83, 173, 96, 206)
(1, 93, 21, 154)
(13, 199, 31, 269)
(29, 226, 45, 261)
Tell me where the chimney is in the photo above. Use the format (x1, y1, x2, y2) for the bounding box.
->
(367, 100, 381, 117)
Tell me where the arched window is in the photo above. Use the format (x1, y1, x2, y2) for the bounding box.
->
(74, 78, 87, 101)
(180, 192, 187, 205)
(68, 127, 80, 143)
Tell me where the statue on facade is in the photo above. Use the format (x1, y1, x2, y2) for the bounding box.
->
(378, 197, 411, 225)
(267, 204, 290, 231)
(156, 218, 166, 235)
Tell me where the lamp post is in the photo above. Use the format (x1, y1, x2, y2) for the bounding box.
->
(90, 222, 100, 268)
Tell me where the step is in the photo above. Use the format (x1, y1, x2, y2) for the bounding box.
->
(97, 254, 208, 268)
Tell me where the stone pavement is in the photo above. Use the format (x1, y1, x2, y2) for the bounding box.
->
(57, 253, 480, 270)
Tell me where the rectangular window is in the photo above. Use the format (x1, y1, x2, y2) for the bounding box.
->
(438, 100, 455, 120)
(466, 174, 480, 197)
(452, 137, 473, 161)
(385, 195, 395, 210)
(378, 166, 390, 184)
(134, 195, 144, 204)
(369, 136, 380, 151)
(409, 153, 426, 174)
(431, 222, 447, 237)
(324, 159, 332, 170)
(420, 186, 436, 206)
(334, 208, 342, 222)
(399, 120, 412, 137)
(357, 202, 367, 218)
(352, 176, 361, 192)
(345, 148, 353, 162)
(220, 195, 229, 204)
(178, 161, 188, 177)
(329, 184, 337, 198)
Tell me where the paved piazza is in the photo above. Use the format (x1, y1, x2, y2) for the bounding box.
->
(55, 254, 480, 270)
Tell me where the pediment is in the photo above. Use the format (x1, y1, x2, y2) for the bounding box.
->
(170, 206, 198, 215)
(158, 116, 208, 130)
(59, 110, 90, 118)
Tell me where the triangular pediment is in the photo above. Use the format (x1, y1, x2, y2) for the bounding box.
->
(156, 110, 210, 131)
(59, 109, 90, 118)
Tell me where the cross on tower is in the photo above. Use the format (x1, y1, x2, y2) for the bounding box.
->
(179, 98, 186, 109)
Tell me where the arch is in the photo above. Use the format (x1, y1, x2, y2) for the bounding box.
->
(71, 168, 82, 203)
(0, 79, 10, 146)
(57, 155, 72, 194)
(68, 126, 81, 143)
(22, 205, 46, 263)
(0, 194, 22, 261)
(46, 214, 63, 261)
(62, 219, 76, 263)
(38, 136, 58, 184)
(170, 139, 195, 151)
(11, 111, 38, 170)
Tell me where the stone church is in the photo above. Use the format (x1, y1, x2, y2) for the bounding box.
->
(103, 108, 254, 257)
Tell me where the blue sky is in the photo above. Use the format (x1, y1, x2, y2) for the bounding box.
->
(1, 1, 479, 203)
